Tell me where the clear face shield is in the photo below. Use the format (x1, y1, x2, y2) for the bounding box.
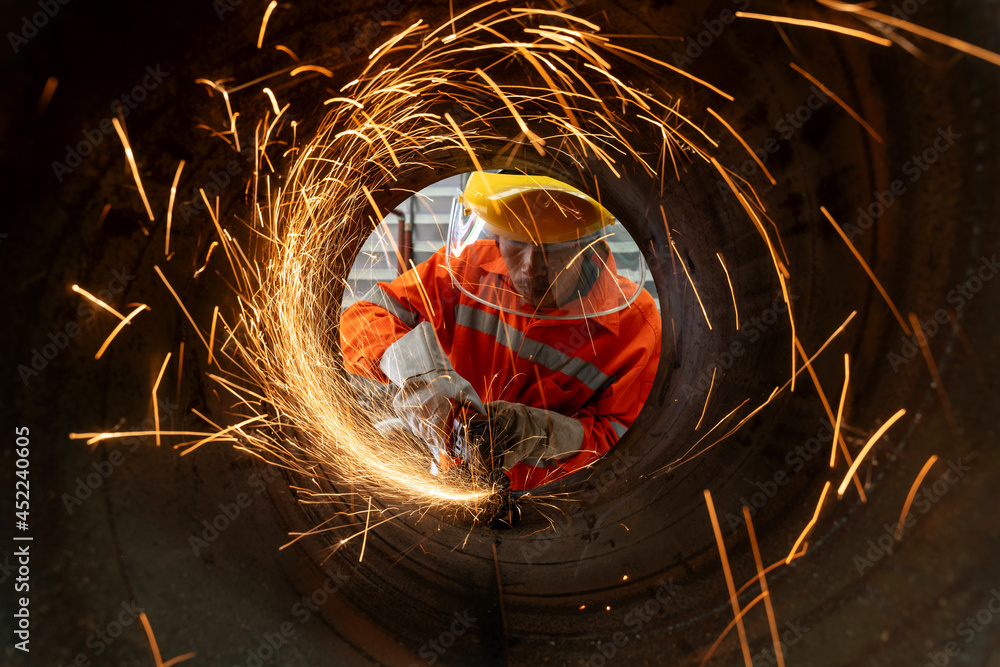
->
(445, 188, 647, 321)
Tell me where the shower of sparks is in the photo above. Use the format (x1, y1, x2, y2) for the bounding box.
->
(908, 312, 957, 431)
(743, 507, 785, 667)
(831, 354, 850, 468)
(788, 62, 882, 143)
(896, 455, 939, 540)
(785, 480, 831, 564)
(111, 117, 155, 222)
(72, 284, 126, 320)
(734, 12, 893, 47)
(703, 490, 753, 666)
(821, 206, 911, 335)
(76, 5, 932, 617)
(838, 409, 907, 497)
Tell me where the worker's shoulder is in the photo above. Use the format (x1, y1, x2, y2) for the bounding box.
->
(621, 288, 662, 334)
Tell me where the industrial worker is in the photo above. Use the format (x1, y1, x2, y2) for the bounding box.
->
(340, 171, 661, 492)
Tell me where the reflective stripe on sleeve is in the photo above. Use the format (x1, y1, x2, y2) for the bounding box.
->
(454, 304, 609, 391)
(610, 420, 628, 439)
(355, 284, 420, 328)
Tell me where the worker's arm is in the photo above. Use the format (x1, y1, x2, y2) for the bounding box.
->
(340, 249, 455, 382)
(495, 308, 661, 491)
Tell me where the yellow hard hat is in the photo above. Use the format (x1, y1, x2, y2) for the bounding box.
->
(462, 172, 614, 244)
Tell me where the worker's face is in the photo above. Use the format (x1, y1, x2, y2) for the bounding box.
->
(498, 237, 585, 309)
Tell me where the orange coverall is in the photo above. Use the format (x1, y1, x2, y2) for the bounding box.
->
(341, 244, 661, 490)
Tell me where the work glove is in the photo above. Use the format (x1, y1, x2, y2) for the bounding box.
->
(479, 400, 586, 471)
(380, 322, 485, 461)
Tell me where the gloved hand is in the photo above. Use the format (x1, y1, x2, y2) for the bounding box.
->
(466, 400, 586, 473)
(380, 322, 485, 460)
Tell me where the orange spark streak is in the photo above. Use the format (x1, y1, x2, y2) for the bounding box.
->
(789, 62, 882, 143)
(166, 159, 185, 257)
(671, 240, 712, 330)
(698, 592, 769, 667)
(111, 118, 155, 221)
(793, 341, 865, 500)
(290, 65, 334, 77)
(831, 354, 849, 467)
(703, 490, 753, 667)
(443, 112, 484, 172)
(601, 41, 734, 100)
(714, 159, 796, 385)
(707, 108, 777, 184)
(275, 44, 300, 61)
(896, 455, 939, 540)
(695, 368, 716, 431)
(262, 87, 281, 115)
(139, 612, 196, 667)
(717, 252, 739, 330)
(70, 430, 212, 445)
(744, 508, 785, 667)
(821, 206, 911, 335)
(178, 415, 265, 457)
(152, 352, 172, 447)
(785, 481, 830, 564)
(908, 313, 957, 431)
(36, 76, 58, 116)
(735, 12, 892, 47)
(838, 409, 907, 497)
(94, 304, 149, 360)
(208, 306, 220, 366)
(153, 265, 211, 353)
(819, 0, 1000, 67)
(475, 67, 547, 154)
(72, 284, 126, 320)
(359, 495, 373, 562)
(193, 241, 219, 278)
(258, 1, 277, 49)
